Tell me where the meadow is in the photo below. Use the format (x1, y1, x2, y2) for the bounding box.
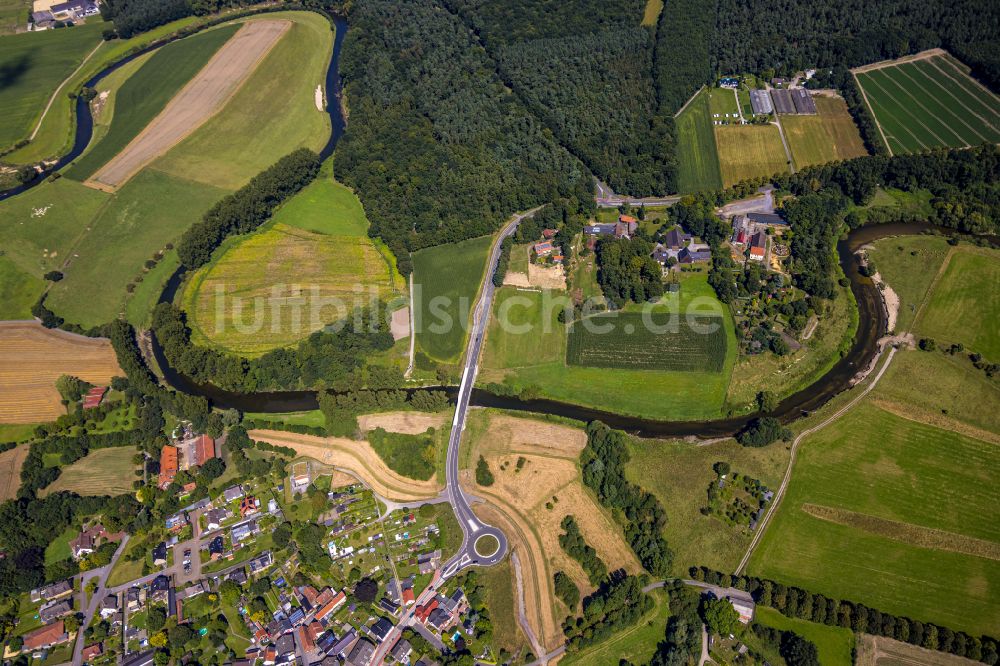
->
(482, 287, 567, 369)
(912, 246, 1000, 359)
(567, 312, 728, 371)
(367, 427, 441, 481)
(866, 234, 951, 333)
(0, 21, 104, 150)
(675, 88, 724, 192)
(780, 96, 868, 168)
(0, 256, 42, 320)
(626, 437, 788, 573)
(412, 235, 493, 364)
(67, 24, 240, 181)
(749, 401, 1000, 636)
(855, 53, 1000, 155)
(40, 446, 138, 497)
(754, 607, 855, 666)
(714, 124, 790, 186)
(152, 12, 332, 191)
(0, 0, 29, 35)
(707, 87, 741, 118)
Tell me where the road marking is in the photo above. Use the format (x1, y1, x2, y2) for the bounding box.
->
(467, 519, 479, 533)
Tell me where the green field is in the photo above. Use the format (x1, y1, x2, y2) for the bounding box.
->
(152, 12, 333, 191)
(707, 87, 741, 119)
(855, 54, 1000, 155)
(568, 312, 728, 371)
(913, 247, 1000, 359)
(181, 166, 400, 355)
(367, 428, 440, 481)
(626, 437, 787, 573)
(41, 446, 139, 497)
(482, 287, 567, 369)
(780, 96, 868, 168)
(715, 124, 790, 186)
(0, 21, 104, 150)
(749, 401, 1000, 636)
(67, 24, 240, 181)
(755, 607, 855, 666)
(412, 235, 493, 364)
(866, 234, 951, 333)
(45, 168, 228, 327)
(0, 255, 43, 319)
(675, 88, 723, 192)
(0, 1, 29, 35)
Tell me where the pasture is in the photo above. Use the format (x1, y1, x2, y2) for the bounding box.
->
(0, 322, 121, 424)
(0, 21, 104, 150)
(714, 124, 790, 186)
(855, 52, 1000, 155)
(866, 234, 951, 333)
(67, 24, 240, 181)
(0, 256, 42, 320)
(781, 96, 868, 167)
(913, 246, 1000, 359)
(40, 446, 138, 497)
(626, 436, 787, 573)
(412, 235, 492, 363)
(152, 12, 332, 191)
(748, 401, 1000, 636)
(568, 312, 728, 371)
(482, 287, 567, 369)
(755, 607, 855, 666)
(675, 88, 724, 192)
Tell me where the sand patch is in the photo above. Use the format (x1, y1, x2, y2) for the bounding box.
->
(390, 306, 410, 341)
(502, 272, 531, 288)
(248, 429, 442, 501)
(89, 20, 291, 190)
(0, 322, 122, 424)
(356, 411, 446, 435)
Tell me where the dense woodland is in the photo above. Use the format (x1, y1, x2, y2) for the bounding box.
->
(595, 236, 665, 306)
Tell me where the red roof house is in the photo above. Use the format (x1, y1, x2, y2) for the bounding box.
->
(81, 642, 103, 662)
(23, 621, 68, 651)
(192, 434, 216, 467)
(82, 386, 107, 410)
(158, 445, 178, 489)
(415, 598, 439, 624)
(402, 587, 415, 606)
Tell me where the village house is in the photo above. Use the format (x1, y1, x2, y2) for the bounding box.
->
(223, 484, 245, 503)
(151, 541, 168, 567)
(240, 495, 261, 518)
(232, 519, 260, 544)
(180, 433, 215, 470)
(69, 524, 117, 559)
(208, 535, 225, 560)
(533, 241, 554, 258)
(369, 616, 394, 643)
(158, 445, 179, 489)
(126, 586, 144, 611)
(33, 579, 72, 603)
(39, 598, 73, 623)
(347, 637, 377, 666)
(81, 642, 103, 663)
(99, 594, 118, 618)
(205, 507, 230, 531)
(249, 550, 274, 574)
(417, 549, 441, 575)
(389, 638, 412, 663)
(23, 620, 69, 652)
(149, 575, 170, 604)
(165, 511, 188, 533)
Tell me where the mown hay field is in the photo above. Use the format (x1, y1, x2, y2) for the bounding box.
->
(913, 246, 1000, 360)
(714, 124, 790, 186)
(0, 21, 104, 149)
(675, 88, 724, 193)
(755, 607, 855, 666)
(412, 235, 493, 363)
(781, 96, 868, 168)
(67, 24, 240, 181)
(567, 312, 728, 372)
(0, 322, 122, 424)
(41, 446, 138, 497)
(482, 287, 567, 369)
(855, 54, 1000, 154)
(749, 401, 1000, 636)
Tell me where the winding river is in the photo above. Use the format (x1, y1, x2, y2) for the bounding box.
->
(1, 13, 959, 438)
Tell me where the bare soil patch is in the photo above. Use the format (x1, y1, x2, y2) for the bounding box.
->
(527, 263, 567, 290)
(89, 20, 290, 190)
(801, 503, 1000, 561)
(0, 445, 28, 501)
(0, 322, 122, 423)
(248, 429, 442, 501)
(476, 414, 587, 458)
(356, 411, 447, 435)
(502, 272, 532, 288)
(390, 306, 410, 341)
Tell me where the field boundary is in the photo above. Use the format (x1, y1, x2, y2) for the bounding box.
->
(673, 84, 706, 119)
(851, 48, 945, 74)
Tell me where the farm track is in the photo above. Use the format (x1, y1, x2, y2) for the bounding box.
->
(88, 20, 290, 190)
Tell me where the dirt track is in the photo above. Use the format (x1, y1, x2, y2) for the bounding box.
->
(88, 20, 290, 190)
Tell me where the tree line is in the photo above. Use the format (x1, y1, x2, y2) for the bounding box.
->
(558, 515, 608, 586)
(581, 421, 672, 577)
(563, 573, 654, 653)
(690, 567, 999, 664)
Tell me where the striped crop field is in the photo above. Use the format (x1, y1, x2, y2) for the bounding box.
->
(567, 311, 727, 372)
(854, 52, 1000, 155)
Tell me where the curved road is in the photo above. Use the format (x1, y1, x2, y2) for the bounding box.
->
(441, 208, 541, 578)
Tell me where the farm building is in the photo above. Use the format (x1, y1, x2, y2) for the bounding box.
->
(749, 231, 768, 261)
(747, 212, 786, 226)
(749, 89, 773, 115)
(158, 445, 178, 489)
(770, 88, 795, 114)
(178, 432, 215, 469)
(731, 215, 751, 245)
(82, 386, 107, 409)
(678, 247, 712, 264)
(663, 226, 692, 250)
(584, 215, 638, 240)
(791, 88, 817, 114)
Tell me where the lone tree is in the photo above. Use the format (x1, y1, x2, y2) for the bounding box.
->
(701, 596, 740, 637)
(354, 577, 378, 603)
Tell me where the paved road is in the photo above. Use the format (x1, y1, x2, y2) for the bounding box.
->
(441, 209, 543, 578)
(594, 178, 681, 208)
(70, 535, 130, 666)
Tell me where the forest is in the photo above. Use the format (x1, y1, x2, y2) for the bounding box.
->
(594, 236, 665, 306)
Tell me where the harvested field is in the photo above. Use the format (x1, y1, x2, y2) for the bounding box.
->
(781, 96, 868, 167)
(567, 312, 727, 371)
(89, 20, 290, 190)
(41, 446, 138, 497)
(464, 412, 639, 649)
(856, 633, 983, 666)
(248, 429, 442, 501)
(714, 124, 790, 186)
(0, 445, 28, 501)
(357, 411, 447, 435)
(0, 322, 122, 423)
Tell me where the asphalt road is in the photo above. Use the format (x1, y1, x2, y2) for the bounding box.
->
(440, 209, 541, 578)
